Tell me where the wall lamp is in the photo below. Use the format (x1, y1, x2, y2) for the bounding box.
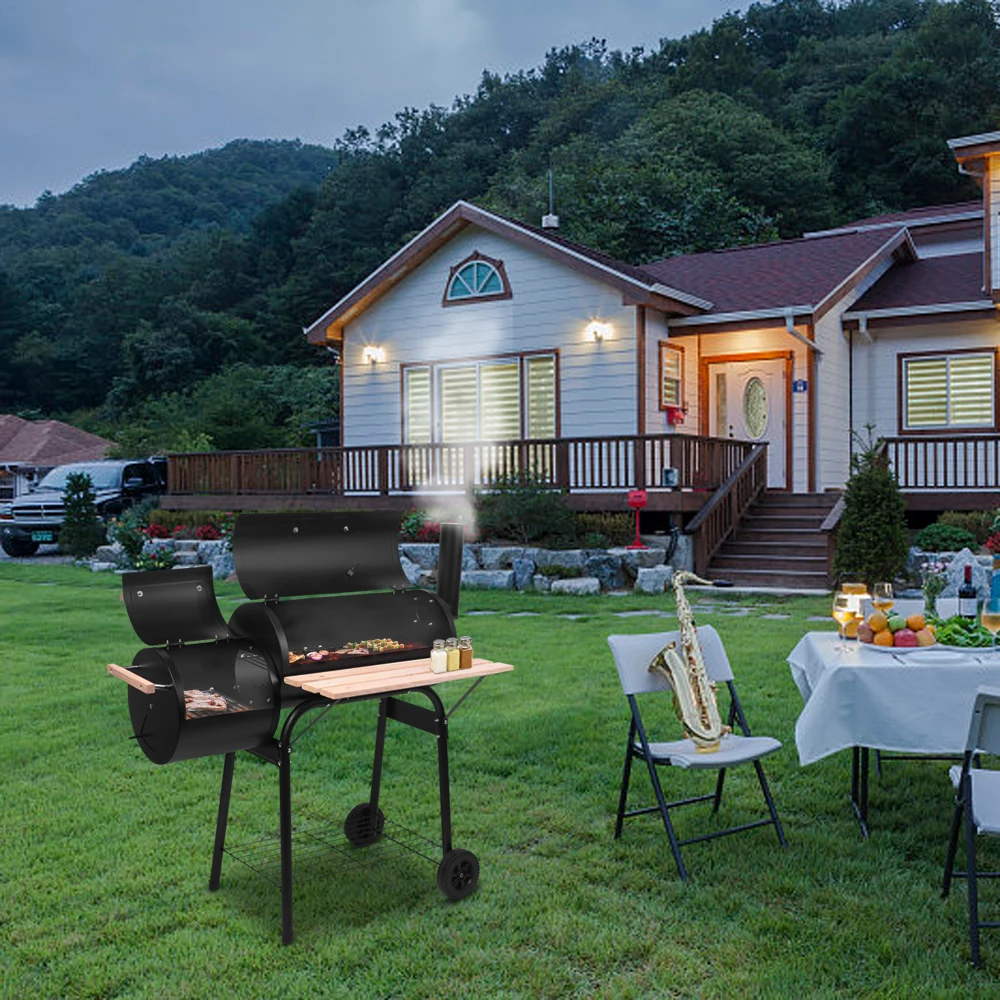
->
(362, 345, 386, 364)
(586, 321, 612, 343)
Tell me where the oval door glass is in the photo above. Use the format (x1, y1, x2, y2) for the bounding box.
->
(743, 377, 768, 439)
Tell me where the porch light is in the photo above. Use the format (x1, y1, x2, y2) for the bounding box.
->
(362, 345, 386, 365)
(586, 321, 612, 343)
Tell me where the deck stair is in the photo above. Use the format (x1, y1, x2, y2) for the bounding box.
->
(704, 491, 839, 590)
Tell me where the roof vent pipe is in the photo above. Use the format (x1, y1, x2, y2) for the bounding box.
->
(542, 167, 559, 229)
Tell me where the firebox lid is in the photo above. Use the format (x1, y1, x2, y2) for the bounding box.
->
(232, 510, 411, 600)
(122, 565, 233, 646)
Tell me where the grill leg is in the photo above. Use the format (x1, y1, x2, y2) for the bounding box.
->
(280, 737, 293, 945)
(421, 687, 452, 855)
(208, 752, 235, 891)
(369, 698, 388, 814)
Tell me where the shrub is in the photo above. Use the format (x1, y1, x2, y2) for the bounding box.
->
(914, 522, 978, 552)
(195, 524, 221, 541)
(938, 510, 996, 547)
(833, 429, 909, 587)
(142, 523, 172, 539)
(134, 547, 177, 571)
(475, 473, 576, 546)
(58, 473, 103, 558)
(107, 497, 161, 569)
(575, 511, 633, 546)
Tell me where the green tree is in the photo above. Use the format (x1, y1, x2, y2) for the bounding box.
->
(833, 431, 910, 587)
(59, 472, 103, 558)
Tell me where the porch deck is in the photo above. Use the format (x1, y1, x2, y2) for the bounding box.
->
(161, 433, 755, 513)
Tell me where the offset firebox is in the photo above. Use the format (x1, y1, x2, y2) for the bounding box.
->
(108, 511, 512, 944)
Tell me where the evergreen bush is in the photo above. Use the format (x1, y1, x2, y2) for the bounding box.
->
(914, 522, 978, 552)
(475, 473, 576, 546)
(937, 510, 996, 547)
(108, 497, 160, 569)
(832, 430, 909, 587)
(58, 473, 104, 558)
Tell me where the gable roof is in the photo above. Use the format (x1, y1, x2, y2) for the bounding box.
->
(805, 201, 981, 237)
(640, 227, 914, 322)
(303, 201, 712, 345)
(0, 415, 114, 466)
(845, 252, 991, 316)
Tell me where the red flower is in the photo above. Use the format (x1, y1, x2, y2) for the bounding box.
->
(195, 524, 220, 540)
(986, 532, 1000, 554)
(143, 523, 171, 538)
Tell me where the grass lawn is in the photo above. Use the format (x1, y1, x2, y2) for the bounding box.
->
(3, 563, 999, 998)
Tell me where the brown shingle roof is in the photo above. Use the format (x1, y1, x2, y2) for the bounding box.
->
(817, 201, 981, 231)
(0, 416, 114, 465)
(848, 253, 986, 312)
(638, 229, 904, 314)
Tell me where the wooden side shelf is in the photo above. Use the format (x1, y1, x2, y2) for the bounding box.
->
(284, 657, 514, 701)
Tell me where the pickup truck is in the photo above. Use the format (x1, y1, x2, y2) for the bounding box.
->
(1, 458, 166, 557)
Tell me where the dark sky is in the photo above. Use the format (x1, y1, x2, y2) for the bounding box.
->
(0, 0, 745, 208)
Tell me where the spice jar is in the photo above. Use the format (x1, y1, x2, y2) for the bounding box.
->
(445, 637, 460, 671)
(459, 636, 473, 669)
(430, 638, 447, 674)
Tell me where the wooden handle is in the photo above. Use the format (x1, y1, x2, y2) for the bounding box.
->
(107, 663, 157, 695)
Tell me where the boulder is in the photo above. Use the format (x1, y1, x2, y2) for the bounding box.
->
(480, 546, 525, 570)
(607, 547, 666, 581)
(941, 548, 992, 601)
(399, 543, 439, 569)
(584, 553, 625, 590)
(532, 574, 551, 593)
(533, 549, 586, 570)
(399, 554, 422, 586)
(461, 569, 515, 590)
(197, 540, 234, 580)
(635, 565, 672, 594)
(550, 576, 601, 596)
(94, 543, 122, 563)
(512, 557, 536, 591)
(89, 561, 117, 573)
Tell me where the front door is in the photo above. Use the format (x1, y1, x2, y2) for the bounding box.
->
(708, 358, 787, 488)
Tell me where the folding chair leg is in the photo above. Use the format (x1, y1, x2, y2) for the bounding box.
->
(643, 755, 688, 881)
(753, 759, 787, 847)
(942, 799, 964, 899)
(615, 735, 635, 840)
(712, 769, 726, 814)
(966, 783, 981, 968)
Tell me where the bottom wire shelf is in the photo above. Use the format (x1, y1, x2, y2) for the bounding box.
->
(223, 819, 442, 887)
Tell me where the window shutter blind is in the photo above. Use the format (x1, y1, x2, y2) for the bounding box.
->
(661, 349, 681, 407)
(949, 355, 994, 426)
(439, 366, 478, 441)
(403, 367, 431, 443)
(905, 358, 948, 428)
(526, 355, 556, 439)
(480, 362, 521, 440)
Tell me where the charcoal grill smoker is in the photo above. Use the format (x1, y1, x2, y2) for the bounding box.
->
(107, 511, 513, 944)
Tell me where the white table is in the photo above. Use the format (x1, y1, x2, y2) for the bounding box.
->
(788, 631, 1000, 834)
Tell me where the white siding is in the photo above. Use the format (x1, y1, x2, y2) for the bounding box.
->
(852, 315, 1000, 442)
(341, 226, 637, 446)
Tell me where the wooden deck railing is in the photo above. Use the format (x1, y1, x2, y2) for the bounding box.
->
(166, 433, 757, 497)
(884, 434, 1000, 490)
(685, 444, 768, 575)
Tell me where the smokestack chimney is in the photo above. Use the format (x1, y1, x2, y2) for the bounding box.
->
(436, 522, 465, 617)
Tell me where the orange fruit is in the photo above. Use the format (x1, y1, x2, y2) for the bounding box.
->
(845, 617, 860, 638)
(868, 611, 889, 632)
(906, 613, 926, 631)
(873, 629, 895, 647)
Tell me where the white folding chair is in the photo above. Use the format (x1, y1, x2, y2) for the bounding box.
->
(608, 627, 787, 880)
(942, 685, 1000, 967)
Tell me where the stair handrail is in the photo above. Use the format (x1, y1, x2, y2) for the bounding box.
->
(685, 444, 768, 576)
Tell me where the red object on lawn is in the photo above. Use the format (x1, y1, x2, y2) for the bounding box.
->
(627, 489, 647, 550)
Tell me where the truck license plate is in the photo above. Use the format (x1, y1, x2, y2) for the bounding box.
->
(31, 531, 54, 542)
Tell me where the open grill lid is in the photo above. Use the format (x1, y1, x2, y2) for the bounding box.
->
(232, 511, 410, 600)
(122, 565, 233, 647)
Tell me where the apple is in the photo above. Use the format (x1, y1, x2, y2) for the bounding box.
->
(894, 628, 918, 647)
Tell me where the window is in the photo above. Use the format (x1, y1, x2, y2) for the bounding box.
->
(402, 354, 557, 443)
(902, 352, 996, 430)
(443, 252, 512, 306)
(659, 343, 684, 409)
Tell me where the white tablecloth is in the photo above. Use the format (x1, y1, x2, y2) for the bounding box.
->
(787, 632, 1000, 765)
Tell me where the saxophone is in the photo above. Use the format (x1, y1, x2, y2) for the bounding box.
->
(648, 570, 730, 753)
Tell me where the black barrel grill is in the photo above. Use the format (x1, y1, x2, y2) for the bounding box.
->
(108, 511, 510, 944)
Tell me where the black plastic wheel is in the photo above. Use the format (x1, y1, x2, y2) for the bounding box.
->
(343, 802, 385, 847)
(437, 849, 479, 900)
(1, 536, 39, 557)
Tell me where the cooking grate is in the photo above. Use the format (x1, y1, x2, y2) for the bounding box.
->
(224, 819, 441, 887)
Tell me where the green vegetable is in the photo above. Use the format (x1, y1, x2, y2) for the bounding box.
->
(928, 614, 994, 648)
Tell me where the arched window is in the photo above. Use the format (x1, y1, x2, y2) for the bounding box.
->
(443, 252, 512, 306)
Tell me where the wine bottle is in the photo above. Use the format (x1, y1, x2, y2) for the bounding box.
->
(959, 564, 978, 619)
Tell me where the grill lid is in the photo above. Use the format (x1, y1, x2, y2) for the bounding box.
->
(232, 511, 410, 600)
(122, 565, 233, 646)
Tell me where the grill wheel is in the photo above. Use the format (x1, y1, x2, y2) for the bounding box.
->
(343, 803, 386, 847)
(437, 849, 479, 900)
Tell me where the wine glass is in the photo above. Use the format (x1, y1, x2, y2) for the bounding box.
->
(872, 582, 894, 614)
(832, 593, 854, 652)
(982, 598, 1000, 656)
